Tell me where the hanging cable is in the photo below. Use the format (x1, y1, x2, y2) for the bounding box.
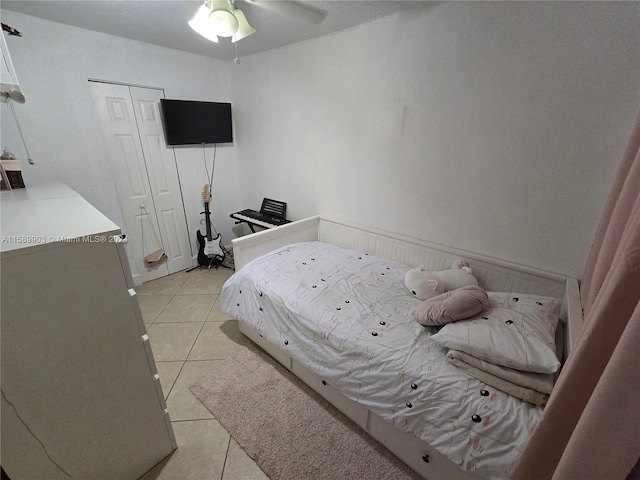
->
(202, 143, 217, 186)
(139, 204, 167, 265)
(202, 142, 217, 189)
(202, 142, 209, 181)
(210, 143, 217, 187)
(201, 143, 220, 238)
(6, 98, 34, 164)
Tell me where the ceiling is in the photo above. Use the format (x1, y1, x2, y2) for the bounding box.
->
(1, 1, 433, 62)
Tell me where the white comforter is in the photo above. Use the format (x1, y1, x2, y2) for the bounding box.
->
(219, 242, 543, 479)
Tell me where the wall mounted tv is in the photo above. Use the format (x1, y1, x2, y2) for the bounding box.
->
(160, 99, 233, 145)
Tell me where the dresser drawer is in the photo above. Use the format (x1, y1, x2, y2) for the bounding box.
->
(368, 413, 480, 480)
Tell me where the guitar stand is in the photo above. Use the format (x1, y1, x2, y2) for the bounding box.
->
(187, 257, 221, 272)
(188, 242, 234, 272)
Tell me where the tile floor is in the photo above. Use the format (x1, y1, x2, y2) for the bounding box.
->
(136, 266, 269, 480)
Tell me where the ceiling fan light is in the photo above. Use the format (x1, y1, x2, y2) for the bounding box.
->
(209, 0, 239, 37)
(188, 4, 219, 42)
(232, 9, 256, 43)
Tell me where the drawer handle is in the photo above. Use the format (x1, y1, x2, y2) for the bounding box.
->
(422, 455, 430, 463)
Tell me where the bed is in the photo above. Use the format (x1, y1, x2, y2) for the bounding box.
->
(219, 216, 583, 480)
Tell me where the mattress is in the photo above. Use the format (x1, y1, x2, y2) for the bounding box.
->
(219, 241, 543, 479)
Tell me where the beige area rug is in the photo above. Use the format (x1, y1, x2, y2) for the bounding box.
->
(190, 343, 422, 480)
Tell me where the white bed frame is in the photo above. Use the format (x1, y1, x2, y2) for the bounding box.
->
(230, 215, 583, 480)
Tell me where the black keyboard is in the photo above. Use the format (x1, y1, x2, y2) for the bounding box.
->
(231, 198, 290, 230)
(235, 209, 288, 226)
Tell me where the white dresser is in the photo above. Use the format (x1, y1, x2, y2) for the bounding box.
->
(0, 182, 176, 479)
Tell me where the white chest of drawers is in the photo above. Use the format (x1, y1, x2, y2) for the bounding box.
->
(1, 182, 176, 479)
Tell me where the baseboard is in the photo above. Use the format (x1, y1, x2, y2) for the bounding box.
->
(131, 272, 143, 287)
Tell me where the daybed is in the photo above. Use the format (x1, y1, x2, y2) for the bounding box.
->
(219, 216, 583, 480)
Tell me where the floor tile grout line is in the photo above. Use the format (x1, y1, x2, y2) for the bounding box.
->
(137, 268, 266, 479)
(163, 359, 185, 400)
(157, 356, 226, 401)
(143, 295, 173, 328)
(220, 434, 232, 480)
(154, 359, 185, 400)
(152, 283, 194, 398)
(175, 292, 224, 295)
(163, 281, 224, 399)
(183, 319, 208, 363)
(145, 296, 225, 327)
(150, 292, 219, 324)
(147, 319, 232, 325)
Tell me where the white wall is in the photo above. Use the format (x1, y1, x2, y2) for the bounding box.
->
(0, 11, 241, 275)
(2, 2, 639, 280)
(230, 1, 640, 278)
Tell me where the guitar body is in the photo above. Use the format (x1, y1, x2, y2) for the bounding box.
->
(196, 230, 224, 267)
(196, 184, 225, 267)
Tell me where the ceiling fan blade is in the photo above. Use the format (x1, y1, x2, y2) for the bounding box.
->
(246, 0, 327, 24)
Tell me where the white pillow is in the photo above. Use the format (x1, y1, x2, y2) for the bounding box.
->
(430, 292, 562, 373)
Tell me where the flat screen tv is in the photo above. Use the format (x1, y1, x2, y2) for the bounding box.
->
(160, 99, 233, 145)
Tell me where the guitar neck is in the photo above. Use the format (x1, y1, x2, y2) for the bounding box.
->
(204, 202, 213, 241)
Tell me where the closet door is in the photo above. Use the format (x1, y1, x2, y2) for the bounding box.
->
(90, 82, 191, 283)
(129, 86, 192, 275)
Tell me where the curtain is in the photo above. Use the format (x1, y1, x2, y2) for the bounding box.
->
(511, 111, 640, 480)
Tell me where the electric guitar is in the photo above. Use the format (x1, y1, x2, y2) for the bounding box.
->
(196, 184, 225, 266)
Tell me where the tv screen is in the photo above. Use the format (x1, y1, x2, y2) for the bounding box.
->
(160, 99, 233, 145)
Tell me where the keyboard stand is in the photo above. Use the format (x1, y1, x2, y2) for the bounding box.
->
(231, 217, 260, 234)
(230, 213, 291, 233)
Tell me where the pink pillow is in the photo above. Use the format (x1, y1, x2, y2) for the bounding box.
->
(416, 285, 489, 326)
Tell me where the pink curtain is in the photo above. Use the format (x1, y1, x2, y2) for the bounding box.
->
(511, 111, 640, 480)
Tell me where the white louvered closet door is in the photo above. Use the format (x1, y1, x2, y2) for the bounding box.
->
(90, 81, 192, 283)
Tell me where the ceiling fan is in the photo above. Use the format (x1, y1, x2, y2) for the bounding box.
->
(244, 0, 327, 24)
(188, 0, 326, 44)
